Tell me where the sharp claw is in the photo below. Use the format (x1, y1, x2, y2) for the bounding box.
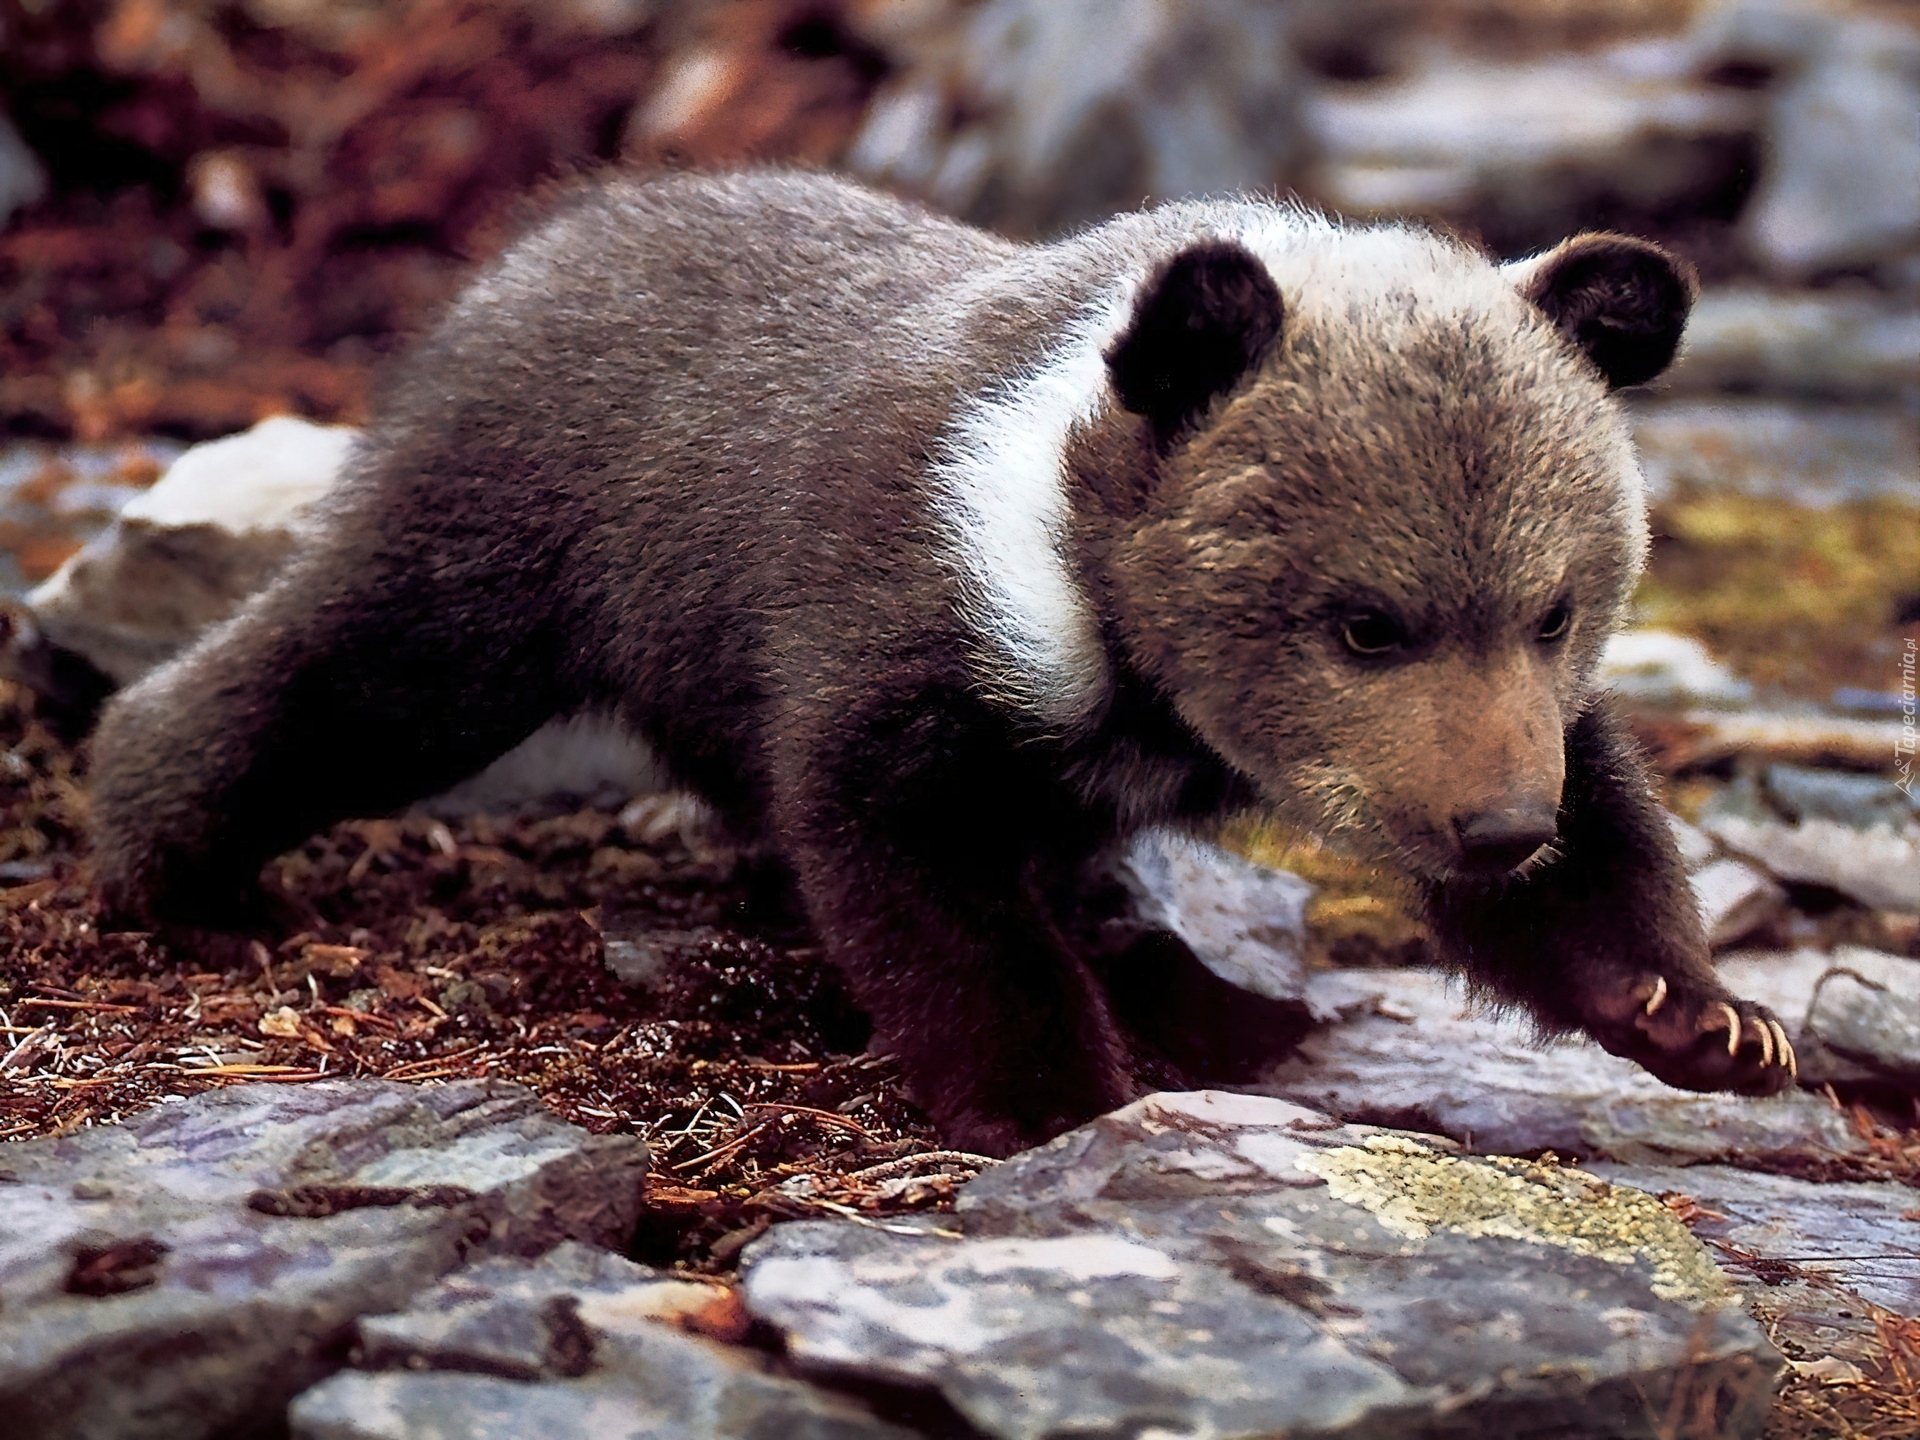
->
(1643, 975, 1668, 1016)
(1771, 1021, 1797, 1081)
(1756, 1018, 1774, 1067)
(1715, 1002, 1741, 1056)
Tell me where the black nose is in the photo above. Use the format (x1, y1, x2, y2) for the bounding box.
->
(1453, 806, 1558, 874)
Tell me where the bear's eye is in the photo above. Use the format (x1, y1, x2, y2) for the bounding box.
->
(1341, 610, 1408, 656)
(1537, 600, 1572, 643)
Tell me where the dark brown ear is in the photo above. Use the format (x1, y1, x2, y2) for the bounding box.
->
(1509, 233, 1697, 389)
(1105, 239, 1284, 442)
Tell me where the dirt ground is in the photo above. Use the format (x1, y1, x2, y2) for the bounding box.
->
(0, 675, 987, 1273)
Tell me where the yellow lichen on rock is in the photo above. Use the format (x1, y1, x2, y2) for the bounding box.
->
(1294, 1135, 1732, 1308)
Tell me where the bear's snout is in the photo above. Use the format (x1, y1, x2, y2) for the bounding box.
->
(1452, 802, 1558, 874)
(1400, 647, 1567, 879)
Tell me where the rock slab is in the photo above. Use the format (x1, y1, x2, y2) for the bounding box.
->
(0, 1080, 648, 1440)
(291, 1242, 913, 1439)
(847, 0, 1302, 236)
(24, 414, 355, 686)
(1720, 947, 1920, 1090)
(1110, 825, 1312, 1002)
(1589, 1164, 1920, 1322)
(1267, 969, 1867, 1165)
(742, 1091, 1782, 1439)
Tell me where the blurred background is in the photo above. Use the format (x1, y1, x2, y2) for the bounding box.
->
(0, 0, 1914, 681)
(0, 0, 1915, 945)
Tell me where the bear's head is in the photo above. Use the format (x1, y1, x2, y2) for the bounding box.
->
(1084, 227, 1694, 881)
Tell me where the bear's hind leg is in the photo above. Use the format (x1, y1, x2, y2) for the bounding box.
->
(89, 545, 578, 930)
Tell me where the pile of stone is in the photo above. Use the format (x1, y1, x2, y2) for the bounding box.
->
(834, 0, 1920, 284)
(7, 1078, 1806, 1440)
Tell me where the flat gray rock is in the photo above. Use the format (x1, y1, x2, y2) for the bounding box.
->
(291, 1242, 911, 1440)
(742, 1091, 1782, 1440)
(1600, 629, 1754, 710)
(1810, 972, 1920, 1085)
(1112, 826, 1312, 1002)
(1665, 287, 1920, 402)
(1629, 397, 1920, 509)
(845, 0, 1304, 237)
(294, 1366, 907, 1440)
(351, 1241, 746, 1378)
(1714, 948, 1920, 1091)
(1740, 15, 1920, 277)
(1589, 1163, 1920, 1319)
(1691, 857, 1788, 949)
(1761, 762, 1920, 833)
(1263, 969, 1867, 1164)
(24, 415, 354, 685)
(1700, 814, 1920, 915)
(1657, 709, 1914, 775)
(1304, 39, 1755, 234)
(1691, 766, 1920, 914)
(0, 1080, 648, 1440)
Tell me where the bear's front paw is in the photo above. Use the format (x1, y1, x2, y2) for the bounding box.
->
(1581, 972, 1797, 1097)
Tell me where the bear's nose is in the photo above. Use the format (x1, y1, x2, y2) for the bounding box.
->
(1453, 806, 1558, 874)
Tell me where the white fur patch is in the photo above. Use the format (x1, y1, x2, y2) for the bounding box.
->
(929, 284, 1139, 729)
(930, 197, 1599, 730)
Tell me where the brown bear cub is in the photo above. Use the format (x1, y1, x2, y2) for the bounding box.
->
(88, 170, 1796, 1156)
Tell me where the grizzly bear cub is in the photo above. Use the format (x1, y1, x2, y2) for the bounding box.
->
(88, 170, 1795, 1156)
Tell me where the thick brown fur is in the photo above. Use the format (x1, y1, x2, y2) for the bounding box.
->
(88, 171, 1792, 1156)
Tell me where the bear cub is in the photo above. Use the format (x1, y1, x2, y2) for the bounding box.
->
(88, 170, 1796, 1157)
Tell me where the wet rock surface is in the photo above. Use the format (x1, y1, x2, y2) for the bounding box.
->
(290, 1242, 913, 1440)
(1264, 968, 1868, 1166)
(741, 1090, 1783, 1440)
(0, 1080, 649, 1440)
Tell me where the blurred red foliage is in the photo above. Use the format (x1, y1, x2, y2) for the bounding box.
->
(0, 0, 884, 440)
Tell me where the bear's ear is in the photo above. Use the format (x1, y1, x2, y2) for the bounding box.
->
(1507, 233, 1697, 390)
(1105, 239, 1284, 442)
